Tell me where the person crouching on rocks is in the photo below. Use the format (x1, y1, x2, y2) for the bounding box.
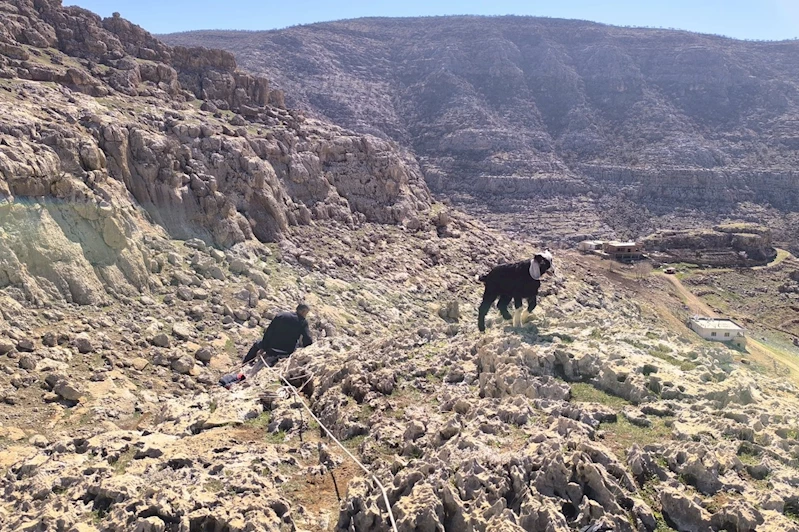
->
(243, 304, 313, 374)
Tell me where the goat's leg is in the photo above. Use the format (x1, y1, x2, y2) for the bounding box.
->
(512, 296, 524, 327)
(513, 307, 523, 327)
(478, 289, 497, 332)
(497, 295, 513, 320)
(527, 284, 540, 313)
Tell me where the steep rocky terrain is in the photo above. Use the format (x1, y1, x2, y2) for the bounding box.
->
(0, 0, 429, 306)
(164, 18, 799, 248)
(2, 3, 799, 532)
(3, 215, 799, 532)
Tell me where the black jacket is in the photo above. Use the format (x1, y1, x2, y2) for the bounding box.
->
(261, 311, 313, 354)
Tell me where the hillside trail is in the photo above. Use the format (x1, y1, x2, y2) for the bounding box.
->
(661, 271, 799, 385)
(657, 272, 717, 317)
(753, 248, 793, 270)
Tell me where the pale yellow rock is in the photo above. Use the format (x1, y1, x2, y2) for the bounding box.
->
(73, 202, 100, 221)
(102, 217, 128, 250)
(71, 523, 100, 532)
(0, 426, 26, 441)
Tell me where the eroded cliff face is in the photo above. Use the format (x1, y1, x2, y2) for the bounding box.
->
(0, 0, 430, 305)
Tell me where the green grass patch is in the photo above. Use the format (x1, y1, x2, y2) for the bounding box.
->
(264, 430, 286, 444)
(224, 338, 236, 355)
(737, 442, 762, 466)
(602, 416, 674, 461)
(90, 509, 105, 525)
(358, 404, 374, 421)
(112, 447, 137, 475)
(638, 482, 678, 531)
(343, 434, 366, 450)
(621, 337, 648, 350)
(738, 452, 761, 466)
(785, 500, 799, 523)
(245, 412, 271, 429)
(204, 478, 224, 493)
(570, 383, 629, 409)
(648, 344, 698, 371)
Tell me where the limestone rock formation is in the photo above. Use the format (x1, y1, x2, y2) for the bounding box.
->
(0, 0, 430, 305)
(2, 4, 799, 532)
(643, 223, 777, 266)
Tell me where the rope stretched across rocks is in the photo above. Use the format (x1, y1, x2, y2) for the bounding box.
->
(258, 353, 399, 532)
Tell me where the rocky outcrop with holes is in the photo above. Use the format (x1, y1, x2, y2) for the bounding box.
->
(1, 206, 799, 531)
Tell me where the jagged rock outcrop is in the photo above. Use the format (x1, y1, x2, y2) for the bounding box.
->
(0, 0, 430, 305)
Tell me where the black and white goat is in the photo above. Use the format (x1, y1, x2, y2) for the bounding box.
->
(477, 251, 554, 332)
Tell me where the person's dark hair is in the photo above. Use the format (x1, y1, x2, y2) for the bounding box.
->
(296, 303, 310, 315)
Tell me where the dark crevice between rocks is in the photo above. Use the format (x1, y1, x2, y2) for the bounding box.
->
(81, 491, 113, 520)
(784, 497, 799, 521)
(139, 507, 181, 524)
(561, 502, 578, 521)
(190, 515, 231, 532)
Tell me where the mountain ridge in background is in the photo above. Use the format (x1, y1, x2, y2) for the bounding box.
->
(163, 16, 799, 247)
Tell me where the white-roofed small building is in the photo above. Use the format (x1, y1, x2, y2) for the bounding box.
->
(578, 240, 604, 253)
(687, 316, 746, 347)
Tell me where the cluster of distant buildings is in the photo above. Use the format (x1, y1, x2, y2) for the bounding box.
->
(576, 239, 747, 346)
(577, 240, 644, 262)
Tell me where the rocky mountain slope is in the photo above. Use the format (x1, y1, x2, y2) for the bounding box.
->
(0, 0, 429, 306)
(163, 18, 799, 247)
(3, 212, 799, 532)
(2, 3, 799, 532)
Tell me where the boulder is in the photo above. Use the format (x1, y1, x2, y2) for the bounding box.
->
(172, 322, 193, 341)
(195, 347, 214, 363)
(151, 333, 171, 348)
(171, 356, 194, 374)
(73, 333, 95, 354)
(660, 487, 712, 532)
(53, 380, 83, 402)
(0, 339, 15, 355)
(18, 355, 37, 370)
(16, 339, 35, 352)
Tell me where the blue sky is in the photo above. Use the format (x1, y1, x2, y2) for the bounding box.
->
(64, 0, 799, 40)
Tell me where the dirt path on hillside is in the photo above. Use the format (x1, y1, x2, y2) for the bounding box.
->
(657, 273, 717, 317)
(753, 248, 793, 270)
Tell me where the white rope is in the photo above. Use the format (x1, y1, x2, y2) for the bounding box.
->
(258, 354, 399, 532)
